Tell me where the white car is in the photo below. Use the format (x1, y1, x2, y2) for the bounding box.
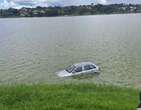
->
(57, 62, 99, 77)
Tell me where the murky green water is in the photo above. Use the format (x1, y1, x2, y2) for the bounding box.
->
(0, 14, 141, 88)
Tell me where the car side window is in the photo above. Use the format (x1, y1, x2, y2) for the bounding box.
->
(90, 65, 96, 69)
(84, 65, 91, 70)
(84, 65, 96, 70)
(73, 66, 82, 73)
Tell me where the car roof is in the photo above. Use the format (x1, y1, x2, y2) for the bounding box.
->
(73, 62, 95, 67)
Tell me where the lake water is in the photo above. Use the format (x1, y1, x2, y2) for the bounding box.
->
(0, 14, 141, 88)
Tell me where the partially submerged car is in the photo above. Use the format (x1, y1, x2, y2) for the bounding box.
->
(57, 62, 99, 77)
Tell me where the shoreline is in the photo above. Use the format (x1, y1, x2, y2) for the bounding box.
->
(0, 84, 138, 110)
(0, 12, 141, 19)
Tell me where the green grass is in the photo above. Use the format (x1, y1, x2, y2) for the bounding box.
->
(0, 84, 139, 110)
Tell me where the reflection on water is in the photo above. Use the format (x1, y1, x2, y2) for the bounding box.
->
(0, 14, 141, 88)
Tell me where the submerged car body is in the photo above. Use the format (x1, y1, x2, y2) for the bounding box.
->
(57, 62, 99, 77)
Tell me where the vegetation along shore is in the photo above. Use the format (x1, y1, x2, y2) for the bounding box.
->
(0, 84, 139, 110)
(0, 3, 141, 18)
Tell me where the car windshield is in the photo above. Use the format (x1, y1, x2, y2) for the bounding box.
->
(65, 65, 75, 73)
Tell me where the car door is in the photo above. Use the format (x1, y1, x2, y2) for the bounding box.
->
(72, 66, 83, 75)
(84, 64, 96, 74)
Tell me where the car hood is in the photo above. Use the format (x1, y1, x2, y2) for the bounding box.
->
(57, 70, 72, 77)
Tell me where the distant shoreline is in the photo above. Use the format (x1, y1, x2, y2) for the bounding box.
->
(1, 4, 141, 18)
(0, 12, 141, 19)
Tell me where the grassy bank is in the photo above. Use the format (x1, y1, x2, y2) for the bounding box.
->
(0, 84, 139, 110)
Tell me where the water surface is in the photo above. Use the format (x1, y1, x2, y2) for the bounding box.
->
(0, 14, 141, 88)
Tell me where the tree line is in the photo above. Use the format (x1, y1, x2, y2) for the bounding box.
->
(0, 3, 141, 17)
